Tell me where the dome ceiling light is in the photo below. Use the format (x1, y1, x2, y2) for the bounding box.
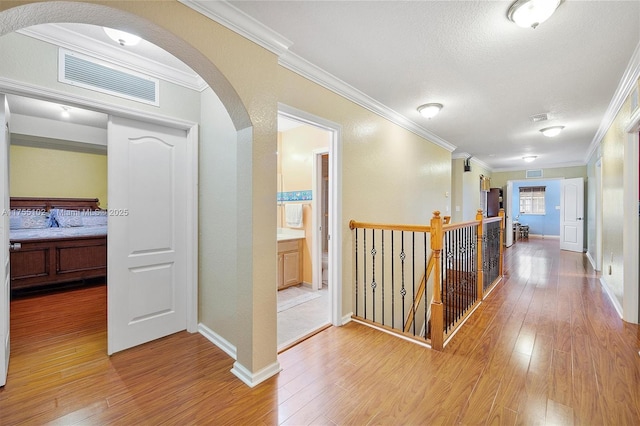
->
(523, 156, 537, 162)
(417, 103, 443, 119)
(540, 126, 565, 137)
(507, 0, 563, 29)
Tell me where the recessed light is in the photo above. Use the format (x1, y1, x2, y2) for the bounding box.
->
(540, 126, 565, 137)
(417, 103, 443, 119)
(523, 155, 537, 162)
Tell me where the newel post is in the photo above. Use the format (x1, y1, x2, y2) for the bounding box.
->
(498, 208, 505, 277)
(430, 211, 444, 350)
(476, 209, 484, 301)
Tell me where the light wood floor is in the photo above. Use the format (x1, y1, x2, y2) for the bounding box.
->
(1, 238, 639, 425)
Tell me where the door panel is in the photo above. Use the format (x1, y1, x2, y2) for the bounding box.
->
(1, 95, 10, 386)
(107, 116, 187, 355)
(560, 177, 584, 252)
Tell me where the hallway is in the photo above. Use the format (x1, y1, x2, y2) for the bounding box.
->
(0, 238, 639, 424)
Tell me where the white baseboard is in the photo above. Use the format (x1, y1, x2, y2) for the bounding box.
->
(231, 360, 282, 388)
(342, 312, 353, 325)
(586, 251, 598, 271)
(600, 276, 623, 319)
(528, 234, 560, 239)
(198, 323, 236, 360)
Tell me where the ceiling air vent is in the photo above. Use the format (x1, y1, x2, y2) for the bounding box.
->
(529, 113, 549, 123)
(526, 169, 543, 179)
(59, 49, 159, 106)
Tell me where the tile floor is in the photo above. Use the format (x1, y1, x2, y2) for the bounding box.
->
(277, 284, 330, 349)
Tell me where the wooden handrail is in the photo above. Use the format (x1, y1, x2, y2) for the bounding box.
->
(483, 216, 503, 224)
(348, 220, 431, 233)
(403, 252, 436, 333)
(443, 219, 481, 232)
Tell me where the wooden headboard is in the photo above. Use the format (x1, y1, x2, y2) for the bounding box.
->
(10, 197, 102, 211)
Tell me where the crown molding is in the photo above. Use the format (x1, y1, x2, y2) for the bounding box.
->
(17, 25, 207, 92)
(178, 0, 292, 56)
(586, 40, 640, 163)
(492, 160, 586, 173)
(181, 0, 456, 153)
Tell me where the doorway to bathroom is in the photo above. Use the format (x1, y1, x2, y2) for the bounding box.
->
(276, 109, 338, 351)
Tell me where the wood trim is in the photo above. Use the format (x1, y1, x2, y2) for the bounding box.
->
(443, 219, 481, 232)
(348, 219, 431, 233)
(10, 197, 102, 211)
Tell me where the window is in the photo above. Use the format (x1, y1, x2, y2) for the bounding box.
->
(519, 186, 545, 215)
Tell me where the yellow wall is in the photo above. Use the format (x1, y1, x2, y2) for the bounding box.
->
(9, 145, 108, 207)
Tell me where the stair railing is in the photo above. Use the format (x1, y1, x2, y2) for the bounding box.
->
(349, 209, 504, 350)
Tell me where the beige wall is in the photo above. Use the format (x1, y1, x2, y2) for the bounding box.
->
(278, 125, 330, 284)
(9, 145, 108, 207)
(596, 84, 636, 308)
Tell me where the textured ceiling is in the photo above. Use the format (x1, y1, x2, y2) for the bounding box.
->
(229, 0, 640, 170)
(7, 2, 640, 172)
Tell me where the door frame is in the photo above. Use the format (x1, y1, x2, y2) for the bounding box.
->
(0, 81, 200, 337)
(312, 147, 329, 291)
(278, 103, 343, 326)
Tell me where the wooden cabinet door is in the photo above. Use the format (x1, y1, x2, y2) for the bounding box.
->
(283, 251, 301, 287)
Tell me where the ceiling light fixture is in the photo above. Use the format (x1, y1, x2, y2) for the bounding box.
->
(540, 125, 565, 137)
(523, 155, 537, 162)
(417, 103, 443, 119)
(103, 27, 141, 46)
(507, 0, 563, 29)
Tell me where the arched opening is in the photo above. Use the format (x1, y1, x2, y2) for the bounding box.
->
(0, 1, 270, 388)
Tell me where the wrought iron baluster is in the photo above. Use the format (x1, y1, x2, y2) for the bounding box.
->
(400, 231, 406, 329)
(412, 232, 416, 336)
(355, 228, 359, 316)
(391, 231, 395, 329)
(363, 229, 367, 319)
(371, 230, 377, 322)
(381, 230, 385, 326)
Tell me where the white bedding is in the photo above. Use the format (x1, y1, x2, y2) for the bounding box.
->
(10, 225, 108, 241)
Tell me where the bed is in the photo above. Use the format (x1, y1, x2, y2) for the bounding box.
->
(9, 197, 107, 292)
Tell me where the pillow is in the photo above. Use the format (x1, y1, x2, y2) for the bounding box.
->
(79, 210, 108, 227)
(9, 209, 50, 229)
(50, 208, 83, 227)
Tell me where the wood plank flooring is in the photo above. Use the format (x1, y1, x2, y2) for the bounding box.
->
(1, 238, 639, 424)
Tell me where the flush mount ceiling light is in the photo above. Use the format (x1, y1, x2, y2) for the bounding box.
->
(540, 125, 565, 137)
(507, 0, 563, 29)
(103, 27, 141, 46)
(523, 155, 538, 162)
(417, 103, 443, 119)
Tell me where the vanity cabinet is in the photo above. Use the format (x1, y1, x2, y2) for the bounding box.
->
(277, 239, 302, 289)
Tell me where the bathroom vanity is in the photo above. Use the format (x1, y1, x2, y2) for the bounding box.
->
(277, 229, 304, 290)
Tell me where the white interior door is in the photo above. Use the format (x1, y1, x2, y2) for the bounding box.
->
(560, 177, 584, 252)
(0, 95, 10, 386)
(505, 181, 514, 247)
(107, 116, 188, 355)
